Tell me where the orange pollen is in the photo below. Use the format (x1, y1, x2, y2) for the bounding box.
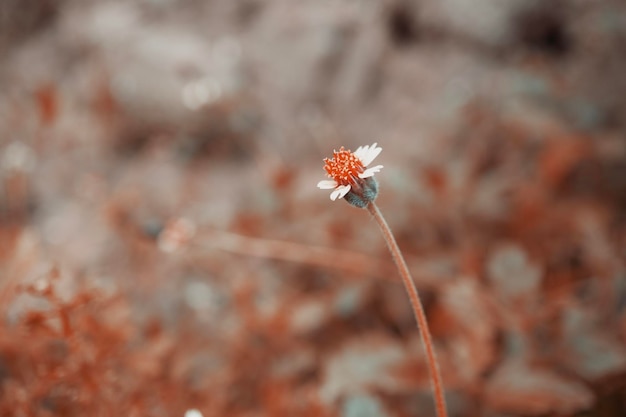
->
(323, 147, 365, 186)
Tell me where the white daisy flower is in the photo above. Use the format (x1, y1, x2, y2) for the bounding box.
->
(316, 143, 383, 201)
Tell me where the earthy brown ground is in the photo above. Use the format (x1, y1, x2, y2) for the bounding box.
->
(1, 1, 625, 416)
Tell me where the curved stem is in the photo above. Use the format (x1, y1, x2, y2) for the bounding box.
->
(367, 202, 448, 417)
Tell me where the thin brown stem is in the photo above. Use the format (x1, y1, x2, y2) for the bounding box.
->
(367, 202, 448, 417)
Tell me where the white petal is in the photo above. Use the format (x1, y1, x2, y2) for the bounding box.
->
(359, 143, 382, 166)
(330, 184, 351, 201)
(353, 144, 368, 161)
(317, 179, 338, 189)
(358, 165, 383, 178)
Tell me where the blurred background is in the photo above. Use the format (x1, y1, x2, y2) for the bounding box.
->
(1, 0, 625, 416)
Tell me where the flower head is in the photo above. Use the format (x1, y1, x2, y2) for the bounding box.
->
(317, 143, 383, 207)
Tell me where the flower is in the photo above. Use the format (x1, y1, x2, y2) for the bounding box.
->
(157, 218, 196, 253)
(317, 143, 383, 204)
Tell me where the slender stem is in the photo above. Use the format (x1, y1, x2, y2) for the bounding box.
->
(367, 202, 448, 417)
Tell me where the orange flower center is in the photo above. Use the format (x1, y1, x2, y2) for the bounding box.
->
(323, 147, 365, 186)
